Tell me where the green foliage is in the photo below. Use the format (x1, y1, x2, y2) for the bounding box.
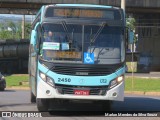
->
(0, 30, 12, 39)
(126, 17, 138, 43)
(8, 21, 17, 33)
(126, 17, 136, 31)
(0, 20, 31, 40)
(125, 77, 160, 92)
(5, 75, 29, 87)
(25, 23, 32, 39)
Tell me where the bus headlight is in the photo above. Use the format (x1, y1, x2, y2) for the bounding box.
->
(39, 71, 55, 87)
(109, 76, 124, 89)
(46, 76, 55, 87)
(39, 72, 46, 81)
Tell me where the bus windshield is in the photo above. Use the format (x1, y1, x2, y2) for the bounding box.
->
(40, 22, 124, 64)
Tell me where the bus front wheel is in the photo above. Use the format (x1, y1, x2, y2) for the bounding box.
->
(37, 99, 49, 112)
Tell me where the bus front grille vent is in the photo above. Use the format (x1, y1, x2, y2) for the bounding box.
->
(55, 84, 108, 96)
(51, 65, 113, 76)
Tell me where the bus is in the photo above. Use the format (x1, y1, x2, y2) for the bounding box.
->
(29, 4, 128, 111)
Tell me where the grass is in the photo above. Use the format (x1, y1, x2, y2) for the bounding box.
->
(125, 77, 160, 92)
(5, 74, 29, 87)
(5, 74, 160, 92)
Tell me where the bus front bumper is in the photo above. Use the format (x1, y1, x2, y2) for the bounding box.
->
(37, 80, 124, 101)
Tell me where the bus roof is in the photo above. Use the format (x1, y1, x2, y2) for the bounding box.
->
(54, 4, 113, 9)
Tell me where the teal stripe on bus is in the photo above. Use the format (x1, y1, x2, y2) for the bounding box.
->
(38, 61, 125, 86)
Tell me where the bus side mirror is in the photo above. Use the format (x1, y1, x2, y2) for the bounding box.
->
(31, 30, 37, 46)
(128, 28, 134, 44)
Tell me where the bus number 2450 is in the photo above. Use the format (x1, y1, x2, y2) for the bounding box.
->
(58, 78, 71, 82)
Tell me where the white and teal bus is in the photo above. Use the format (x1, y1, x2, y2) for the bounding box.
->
(29, 4, 128, 111)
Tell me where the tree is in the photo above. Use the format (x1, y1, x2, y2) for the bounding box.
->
(126, 17, 136, 31)
(126, 17, 138, 43)
(0, 20, 31, 40)
(7, 21, 17, 33)
(25, 23, 32, 39)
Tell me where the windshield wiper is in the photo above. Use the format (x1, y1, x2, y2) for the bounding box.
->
(61, 21, 75, 50)
(61, 21, 71, 41)
(90, 22, 107, 45)
(89, 22, 107, 53)
(61, 21, 69, 34)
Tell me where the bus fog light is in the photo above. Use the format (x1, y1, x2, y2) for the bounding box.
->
(46, 90, 52, 96)
(112, 92, 117, 97)
(46, 90, 50, 94)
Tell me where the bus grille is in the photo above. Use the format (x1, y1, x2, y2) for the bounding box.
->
(51, 65, 113, 76)
(55, 84, 108, 96)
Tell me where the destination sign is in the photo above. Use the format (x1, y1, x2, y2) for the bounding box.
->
(54, 9, 104, 18)
(45, 8, 119, 20)
(46, 51, 81, 59)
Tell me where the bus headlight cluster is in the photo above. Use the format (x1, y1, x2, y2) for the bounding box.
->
(1, 76, 5, 79)
(109, 76, 124, 89)
(39, 72, 46, 81)
(39, 71, 55, 87)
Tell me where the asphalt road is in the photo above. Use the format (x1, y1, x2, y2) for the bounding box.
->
(0, 90, 160, 119)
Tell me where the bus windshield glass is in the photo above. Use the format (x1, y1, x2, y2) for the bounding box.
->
(40, 23, 124, 64)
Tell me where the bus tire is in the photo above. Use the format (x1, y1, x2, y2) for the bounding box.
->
(37, 99, 48, 112)
(30, 92, 36, 103)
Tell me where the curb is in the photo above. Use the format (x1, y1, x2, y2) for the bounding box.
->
(125, 76, 160, 79)
(6, 87, 30, 90)
(125, 91, 160, 96)
(125, 91, 145, 95)
(145, 92, 160, 96)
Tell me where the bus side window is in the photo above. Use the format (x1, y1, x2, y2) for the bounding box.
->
(36, 26, 42, 54)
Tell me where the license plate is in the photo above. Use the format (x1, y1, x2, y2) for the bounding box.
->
(74, 90, 90, 95)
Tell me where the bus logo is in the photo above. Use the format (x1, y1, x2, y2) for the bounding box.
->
(76, 72, 88, 75)
(79, 79, 85, 84)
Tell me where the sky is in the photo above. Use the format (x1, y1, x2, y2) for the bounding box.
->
(0, 14, 35, 21)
